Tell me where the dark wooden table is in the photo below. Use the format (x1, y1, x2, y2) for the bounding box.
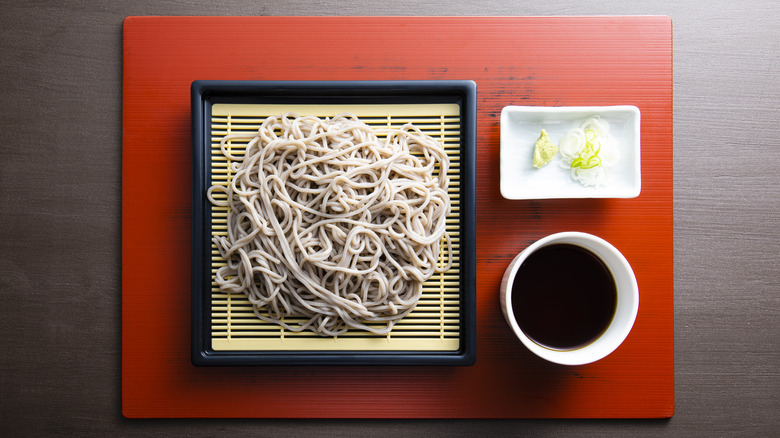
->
(1, 1, 778, 436)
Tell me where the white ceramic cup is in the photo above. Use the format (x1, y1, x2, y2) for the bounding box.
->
(499, 232, 639, 365)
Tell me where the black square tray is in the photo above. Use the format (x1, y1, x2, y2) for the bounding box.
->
(191, 80, 476, 365)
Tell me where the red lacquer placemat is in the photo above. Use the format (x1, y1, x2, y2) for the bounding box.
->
(122, 16, 673, 418)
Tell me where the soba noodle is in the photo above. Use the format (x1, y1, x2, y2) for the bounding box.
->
(207, 113, 451, 336)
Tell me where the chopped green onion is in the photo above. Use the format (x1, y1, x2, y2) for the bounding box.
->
(570, 129, 603, 169)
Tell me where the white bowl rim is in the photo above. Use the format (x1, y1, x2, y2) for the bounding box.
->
(500, 232, 639, 365)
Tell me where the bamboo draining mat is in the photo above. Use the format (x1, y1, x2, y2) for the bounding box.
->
(207, 103, 462, 351)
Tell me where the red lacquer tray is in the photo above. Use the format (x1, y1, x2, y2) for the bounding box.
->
(122, 16, 673, 418)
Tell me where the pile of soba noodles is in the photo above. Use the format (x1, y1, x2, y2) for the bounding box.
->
(207, 113, 451, 336)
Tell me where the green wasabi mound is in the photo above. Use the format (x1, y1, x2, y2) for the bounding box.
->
(532, 129, 558, 169)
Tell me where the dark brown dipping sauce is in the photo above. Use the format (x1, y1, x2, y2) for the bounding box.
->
(511, 243, 617, 350)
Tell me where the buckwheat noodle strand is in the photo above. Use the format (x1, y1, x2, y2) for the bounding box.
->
(207, 113, 451, 336)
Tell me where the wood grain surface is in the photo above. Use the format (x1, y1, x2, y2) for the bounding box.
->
(1, 1, 778, 436)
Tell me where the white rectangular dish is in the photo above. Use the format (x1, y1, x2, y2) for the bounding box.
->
(500, 105, 641, 200)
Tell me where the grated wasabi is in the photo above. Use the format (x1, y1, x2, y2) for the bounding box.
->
(532, 129, 558, 168)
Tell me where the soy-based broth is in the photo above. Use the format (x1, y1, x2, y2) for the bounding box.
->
(511, 243, 617, 350)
